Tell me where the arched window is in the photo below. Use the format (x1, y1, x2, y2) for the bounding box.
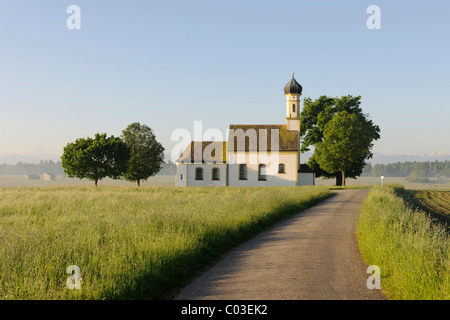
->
(195, 167, 203, 180)
(292, 104, 296, 112)
(278, 163, 285, 174)
(212, 167, 220, 181)
(239, 164, 247, 180)
(258, 164, 267, 181)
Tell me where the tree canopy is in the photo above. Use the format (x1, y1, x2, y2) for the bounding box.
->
(300, 95, 380, 185)
(61, 133, 130, 186)
(314, 111, 376, 186)
(121, 122, 165, 186)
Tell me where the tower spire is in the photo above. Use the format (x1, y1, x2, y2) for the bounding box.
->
(284, 72, 302, 131)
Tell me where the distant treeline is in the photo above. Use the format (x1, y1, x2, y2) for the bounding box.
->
(362, 160, 450, 177)
(3, 159, 449, 179)
(0, 160, 177, 176)
(0, 160, 65, 176)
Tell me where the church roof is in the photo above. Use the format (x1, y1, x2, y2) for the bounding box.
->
(284, 73, 303, 95)
(176, 124, 299, 163)
(227, 124, 298, 152)
(176, 141, 227, 163)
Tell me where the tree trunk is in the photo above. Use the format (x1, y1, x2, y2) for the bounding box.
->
(137, 179, 141, 187)
(342, 171, 346, 186)
(95, 179, 98, 187)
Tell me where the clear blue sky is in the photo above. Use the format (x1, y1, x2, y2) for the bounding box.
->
(1, 0, 449, 161)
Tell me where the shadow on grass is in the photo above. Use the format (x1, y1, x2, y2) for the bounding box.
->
(105, 192, 335, 300)
(395, 187, 450, 231)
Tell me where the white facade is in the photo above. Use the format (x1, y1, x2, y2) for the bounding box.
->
(175, 152, 310, 187)
(176, 163, 227, 187)
(175, 163, 187, 187)
(227, 152, 297, 187)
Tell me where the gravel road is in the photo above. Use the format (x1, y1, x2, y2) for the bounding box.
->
(174, 189, 388, 300)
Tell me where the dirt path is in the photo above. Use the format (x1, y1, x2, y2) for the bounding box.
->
(174, 189, 388, 300)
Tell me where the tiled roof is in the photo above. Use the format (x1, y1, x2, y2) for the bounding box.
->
(176, 123, 300, 163)
(176, 141, 227, 163)
(227, 124, 298, 152)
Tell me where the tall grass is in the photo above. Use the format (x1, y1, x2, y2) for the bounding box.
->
(0, 185, 332, 300)
(357, 185, 450, 299)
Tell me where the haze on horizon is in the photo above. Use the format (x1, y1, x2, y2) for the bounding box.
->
(1, 1, 449, 161)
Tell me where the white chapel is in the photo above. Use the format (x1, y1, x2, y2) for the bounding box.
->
(175, 73, 315, 187)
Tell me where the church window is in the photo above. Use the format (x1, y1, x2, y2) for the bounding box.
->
(258, 164, 267, 181)
(195, 167, 203, 180)
(212, 167, 220, 180)
(239, 164, 247, 180)
(278, 163, 285, 174)
(292, 104, 296, 112)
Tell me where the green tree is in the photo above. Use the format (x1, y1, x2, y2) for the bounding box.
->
(61, 133, 130, 186)
(443, 161, 450, 176)
(314, 111, 376, 186)
(121, 122, 165, 187)
(407, 163, 429, 183)
(300, 95, 380, 185)
(362, 162, 372, 176)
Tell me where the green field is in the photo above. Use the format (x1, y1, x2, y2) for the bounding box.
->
(0, 185, 332, 300)
(3, 174, 450, 190)
(357, 185, 450, 300)
(0, 174, 175, 187)
(399, 190, 450, 225)
(316, 176, 450, 190)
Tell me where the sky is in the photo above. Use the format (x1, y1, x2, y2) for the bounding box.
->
(0, 0, 449, 162)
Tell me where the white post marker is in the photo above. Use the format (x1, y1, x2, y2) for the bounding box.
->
(381, 174, 384, 188)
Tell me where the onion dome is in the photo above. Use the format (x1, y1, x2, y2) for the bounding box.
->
(284, 72, 303, 95)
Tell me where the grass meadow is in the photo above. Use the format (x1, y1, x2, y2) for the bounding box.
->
(399, 190, 450, 225)
(357, 185, 450, 300)
(0, 185, 332, 300)
(316, 175, 450, 190)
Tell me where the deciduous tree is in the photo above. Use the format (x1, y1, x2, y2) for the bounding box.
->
(122, 122, 165, 187)
(300, 95, 380, 185)
(314, 111, 375, 186)
(61, 133, 130, 186)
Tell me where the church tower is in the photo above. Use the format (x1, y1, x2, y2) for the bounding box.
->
(284, 72, 302, 132)
(284, 73, 303, 183)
